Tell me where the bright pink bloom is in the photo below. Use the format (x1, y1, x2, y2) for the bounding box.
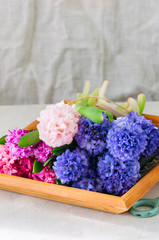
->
(0, 145, 57, 184)
(0, 144, 34, 178)
(13, 157, 34, 179)
(32, 166, 56, 184)
(0, 145, 17, 175)
(37, 101, 80, 147)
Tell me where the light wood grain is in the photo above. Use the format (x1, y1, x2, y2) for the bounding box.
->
(143, 113, 159, 127)
(23, 120, 39, 130)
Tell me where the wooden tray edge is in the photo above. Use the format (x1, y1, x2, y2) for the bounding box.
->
(0, 163, 158, 214)
(122, 163, 159, 208)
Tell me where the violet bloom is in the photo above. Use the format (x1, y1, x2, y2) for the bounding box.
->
(71, 169, 103, 192)
(75, 113, 110, 157)
(97, 152, 140, 196)
(142, 128, 159, 157)
(107, 112, 148, 161)
(72, 178, 96, 191)
(53, 148, 89, 184)
(5, 128, 35, 158)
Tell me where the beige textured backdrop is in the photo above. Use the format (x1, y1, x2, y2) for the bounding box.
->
(0, 0, 159, 105)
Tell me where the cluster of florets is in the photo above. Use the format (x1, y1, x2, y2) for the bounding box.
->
(75, 114, 110, 156)
(0, 128, 56, 184)
(5, 128, 54, 163)
(53, 111, 159, 196)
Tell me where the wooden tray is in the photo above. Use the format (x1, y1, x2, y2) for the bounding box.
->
(0, 120, 159, 214)
(0, 162, 158, 214)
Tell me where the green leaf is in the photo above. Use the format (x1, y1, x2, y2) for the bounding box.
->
(33, 158, 44, 173)
(43, 156, 56, 167)
(87, 88, 99, 107)
(76, 81, 91, 107)
(56, 179, 62, 185)
(76, 106, 113, 123)
(81, 80, 90, 97)
(0, 135, 7, 144)
(53, 140, 76, 155)
(49, 160, 54, 169)
(116, 102, 129, 112)
(18, 129, 40, 147)
(137, 94, 146, 115)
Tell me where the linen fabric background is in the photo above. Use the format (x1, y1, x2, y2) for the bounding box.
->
(0, 0, 159, 105)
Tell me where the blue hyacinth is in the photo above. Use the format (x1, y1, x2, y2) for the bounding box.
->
(106, 112, 153, 161)
(75, 113, 110, 157)
(72, 169, 103, 192)
(53, 148, 89, 184)
(97, 152, 140, 195)
(142, 128, 159, 157)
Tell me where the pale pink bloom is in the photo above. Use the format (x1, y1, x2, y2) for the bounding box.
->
(37, 101, 80, 147)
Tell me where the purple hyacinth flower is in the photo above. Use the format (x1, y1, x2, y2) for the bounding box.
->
(142, 128, 159, 157)
(97, 152, 140, 196)
(107, 112, 149, 161)
(71, 168, 103, 192)
(75, 113, 110, 157)
(53, 147, 89, 184)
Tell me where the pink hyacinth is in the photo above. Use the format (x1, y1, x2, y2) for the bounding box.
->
(34, 141, 54, 163)
(0, 145, 57, 184)
(0, 145, 17, 175)
(32, 166, 56, 184)
(37, 101, 80, 147)
(0, 145, 34, 178)
(5, 128, 34, 158)
(13, 157, 35, 179)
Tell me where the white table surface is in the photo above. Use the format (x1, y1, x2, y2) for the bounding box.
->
(0, 102, 159, 240)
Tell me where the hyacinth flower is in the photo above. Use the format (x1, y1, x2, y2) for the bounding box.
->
(75, 113, 111, 157)
(0, 144, 34, 178)
(5, 128, 35, 159)
(53, 148, 89, 184)
(97, 152, 140, 195)
(18, 101, 80, 150)
(4, 127, 54, 164)
(32, 166, 56, 184)
(71, 169, 103, 192)
(107, 111, 157, 161)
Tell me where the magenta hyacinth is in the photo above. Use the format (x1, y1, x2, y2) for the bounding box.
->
(32, 166, 56, 184)
(0, 144, 34, 178)
(34, 141, 54, 163)
(5, 128, 35, 158)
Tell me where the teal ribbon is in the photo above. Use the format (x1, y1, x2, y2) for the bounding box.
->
(129, 197, 159, 218)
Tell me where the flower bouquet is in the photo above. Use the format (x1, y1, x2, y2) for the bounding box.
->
(0, 81, 159, 214)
